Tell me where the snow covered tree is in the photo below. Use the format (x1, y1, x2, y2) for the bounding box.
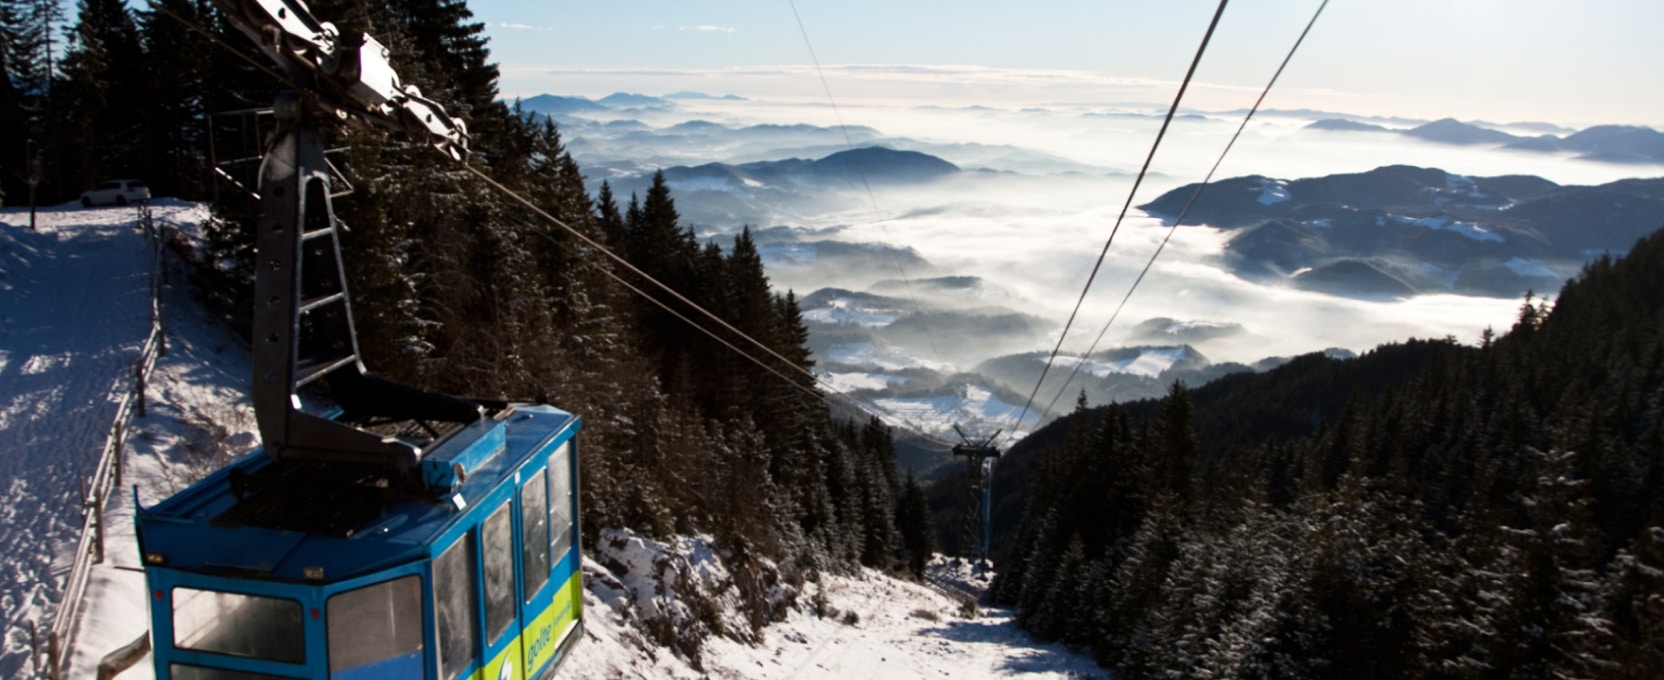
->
(896, 469, 935, 577)
(1029, 533, 1086, 642)
(1603, 526, 1664, 677)
(1487, 448, 1611, 678)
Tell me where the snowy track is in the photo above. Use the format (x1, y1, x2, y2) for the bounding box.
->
(0, 206, 157, 677)
(0, 203, 229, 679)
(564, 553, 1106, 679)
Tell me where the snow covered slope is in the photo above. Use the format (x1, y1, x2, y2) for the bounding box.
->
(565, 534, 1106, 679)
(0, 203, 206, 678)
(61, 213, 256, 679)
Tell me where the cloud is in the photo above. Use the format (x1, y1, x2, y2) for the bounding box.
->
(521, 63, 1170, 87)
(498, 22, 554, 32)
(681, 24, 737, 34)
(509, 62, 1207, 95)
(489, 92, 1656, 417)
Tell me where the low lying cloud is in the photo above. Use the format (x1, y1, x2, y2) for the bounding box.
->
(539, 96, 1664, 426)
(682, 24, 737, 34)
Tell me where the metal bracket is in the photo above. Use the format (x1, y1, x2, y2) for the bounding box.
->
(251, 98, 483, 476)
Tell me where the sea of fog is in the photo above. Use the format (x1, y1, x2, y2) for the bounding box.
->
(560, 98, 1664, 366)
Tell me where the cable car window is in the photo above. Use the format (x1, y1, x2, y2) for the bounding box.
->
(434, 534, 479, 680)
(170, 664, 295, 680)
(327, 574, 423, 679)
(550, 442, 573, 560)
(521, 468, 550, 599)
(482, 501, 516, 644)
(172, 587, 304, 663)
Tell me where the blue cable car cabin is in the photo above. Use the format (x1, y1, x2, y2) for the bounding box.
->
(135, 406, 583, 680)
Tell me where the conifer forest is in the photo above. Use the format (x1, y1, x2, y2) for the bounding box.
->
(984, 233, 1664, 676)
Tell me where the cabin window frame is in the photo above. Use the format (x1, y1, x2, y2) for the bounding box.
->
(171, 587, 305, 664)
(433, 533, 480, 680)
(325, 573, 424, 678)
(521, 467, 551, 601)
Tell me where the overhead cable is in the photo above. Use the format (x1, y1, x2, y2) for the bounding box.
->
(467, 167, 959, 450)
(1038, 0, 1331, 419)
(787, 0, 944, 364)
(1006, 0, 1233, 444)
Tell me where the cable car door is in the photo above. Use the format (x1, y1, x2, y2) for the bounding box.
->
(430, 489, 523, 680)
(478, 494, 523, 680)
(524, 442, 581, 679)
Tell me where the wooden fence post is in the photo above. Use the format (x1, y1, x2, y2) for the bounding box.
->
(28, 620, 40, 676)
(113, 420, 127, 488)
(94, 487, 106, 564)
(47, 631, 60, 680)
(134, 363, 146, 419)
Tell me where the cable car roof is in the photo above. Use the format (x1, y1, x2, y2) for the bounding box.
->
(137, 405, 579, 585)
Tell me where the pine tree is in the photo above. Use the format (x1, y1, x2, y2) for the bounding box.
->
(822, 433, 863, 563)
(623, 171, 701, 389)
(391, 0, 501, 128)
(896, 469, 935, 577)
(58, 0, 146, 187)
(855, 416, 900, 569)
(1, 0, 57, 103)
(2, 0, 59, 200)
(595, 180, 626, 248)
(1603, 526, 1664, 677)
(1030, 533, 1086, 642)
(0, 0, 30, 201)
(1100, 496, 1183, 674)
(721, 228, 776, 417)
(1154, 381, 1201, 504)
(137, 0, 215, 199)
(1490, 448, 1611, 678)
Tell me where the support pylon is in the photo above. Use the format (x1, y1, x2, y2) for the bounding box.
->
(951, 425, 1001, 568)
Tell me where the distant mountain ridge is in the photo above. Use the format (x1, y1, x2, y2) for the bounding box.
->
(1306, 118, 1392, 133)
(516, 94, 609, 116)
(652, 147, 960, 192)
(1403, 118, 1521, 145)
(1141, 164, 1664, 298)
(1304, 116, 1664, 164)
(513, 91, 746, 116)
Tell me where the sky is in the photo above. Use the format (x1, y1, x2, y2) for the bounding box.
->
(472, 0, 1664, 127)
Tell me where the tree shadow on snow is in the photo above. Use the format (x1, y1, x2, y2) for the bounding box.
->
(919, 612, 1110, 678)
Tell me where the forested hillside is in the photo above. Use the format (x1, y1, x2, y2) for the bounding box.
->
(1, 0, 932, 657)
(988, 227, 1664, 677)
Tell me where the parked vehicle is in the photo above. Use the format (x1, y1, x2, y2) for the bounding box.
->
(79, 179, 150, 207)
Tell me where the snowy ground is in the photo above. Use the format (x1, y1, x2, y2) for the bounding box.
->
(0, 202, 223, 679)
(7, 202, 1107, 679)
(62, 207, 255, 680)
(566, 545, 1107, 680)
